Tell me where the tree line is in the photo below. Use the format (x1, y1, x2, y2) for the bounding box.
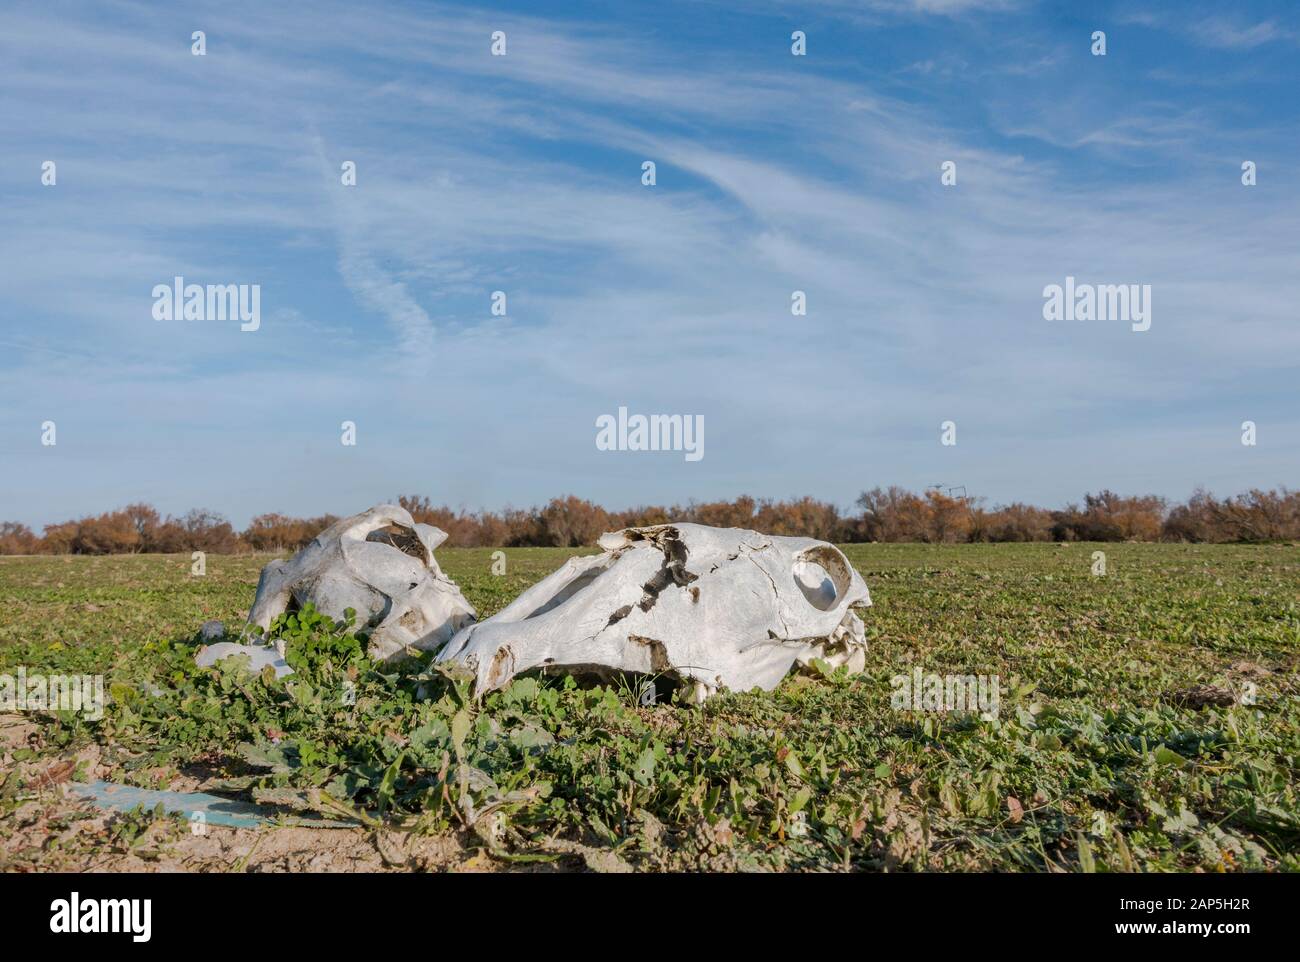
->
(1, 487, 1296, 555)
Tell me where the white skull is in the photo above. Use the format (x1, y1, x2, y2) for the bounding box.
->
(245, 504, 476, 662)
(436, 523, 870, 703)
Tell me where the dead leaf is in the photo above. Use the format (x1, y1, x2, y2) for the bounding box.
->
(39, 760, 77, 788)
(1006, 795, 1024, 823)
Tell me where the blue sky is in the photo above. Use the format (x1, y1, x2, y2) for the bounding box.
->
(1, 0, 1296, 528)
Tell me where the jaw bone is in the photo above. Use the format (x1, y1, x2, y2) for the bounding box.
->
(436, 523, 870, 703)
(198, 504, 477, 674)
(248, 504, 477, 662)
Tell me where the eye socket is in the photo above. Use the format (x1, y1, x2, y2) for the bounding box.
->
(792, 546, 851, 611)
(366, 524, 426, 561)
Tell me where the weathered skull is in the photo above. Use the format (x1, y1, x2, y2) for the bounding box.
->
(245, 504, 477, 662)
(436, 523, 870, 703)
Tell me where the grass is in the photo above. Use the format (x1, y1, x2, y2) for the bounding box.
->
(1, 542, 1297, 872)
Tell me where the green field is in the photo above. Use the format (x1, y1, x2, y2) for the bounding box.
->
(2, 543, 1297, 872)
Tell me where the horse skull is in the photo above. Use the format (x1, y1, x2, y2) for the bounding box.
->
(436, 523, 870, 703)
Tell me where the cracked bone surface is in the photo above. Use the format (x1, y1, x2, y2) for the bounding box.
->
(436, 523, 870, 703)
(199, 504, 477, 671)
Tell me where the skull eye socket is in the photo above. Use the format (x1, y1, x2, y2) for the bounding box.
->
(366, 524, 425, 561)
(792, 546, 851, 611)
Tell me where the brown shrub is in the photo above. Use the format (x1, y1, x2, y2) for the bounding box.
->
(173, 508, 240, 553)
(922, 491, 973, 543)
(73, 510, 142, 554)
(972, 502, 1054, 542)
(539, 496, 610, 547)
(1052, 491, 1166, 541)
(612, 505, 672, 529)
(681, 495, 757, 529)
(0, 522, 39, 555)
(855, 486, 921, 542)
(244, 512, 337, 551)
(1164, 487, 1300, 542)
(754, 497, 844, 541)
(40, 521, 78, 554)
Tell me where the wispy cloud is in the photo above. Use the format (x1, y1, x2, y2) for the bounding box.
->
(1120, 8, 1295, 51)
(1187, 17, 1285, 49)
